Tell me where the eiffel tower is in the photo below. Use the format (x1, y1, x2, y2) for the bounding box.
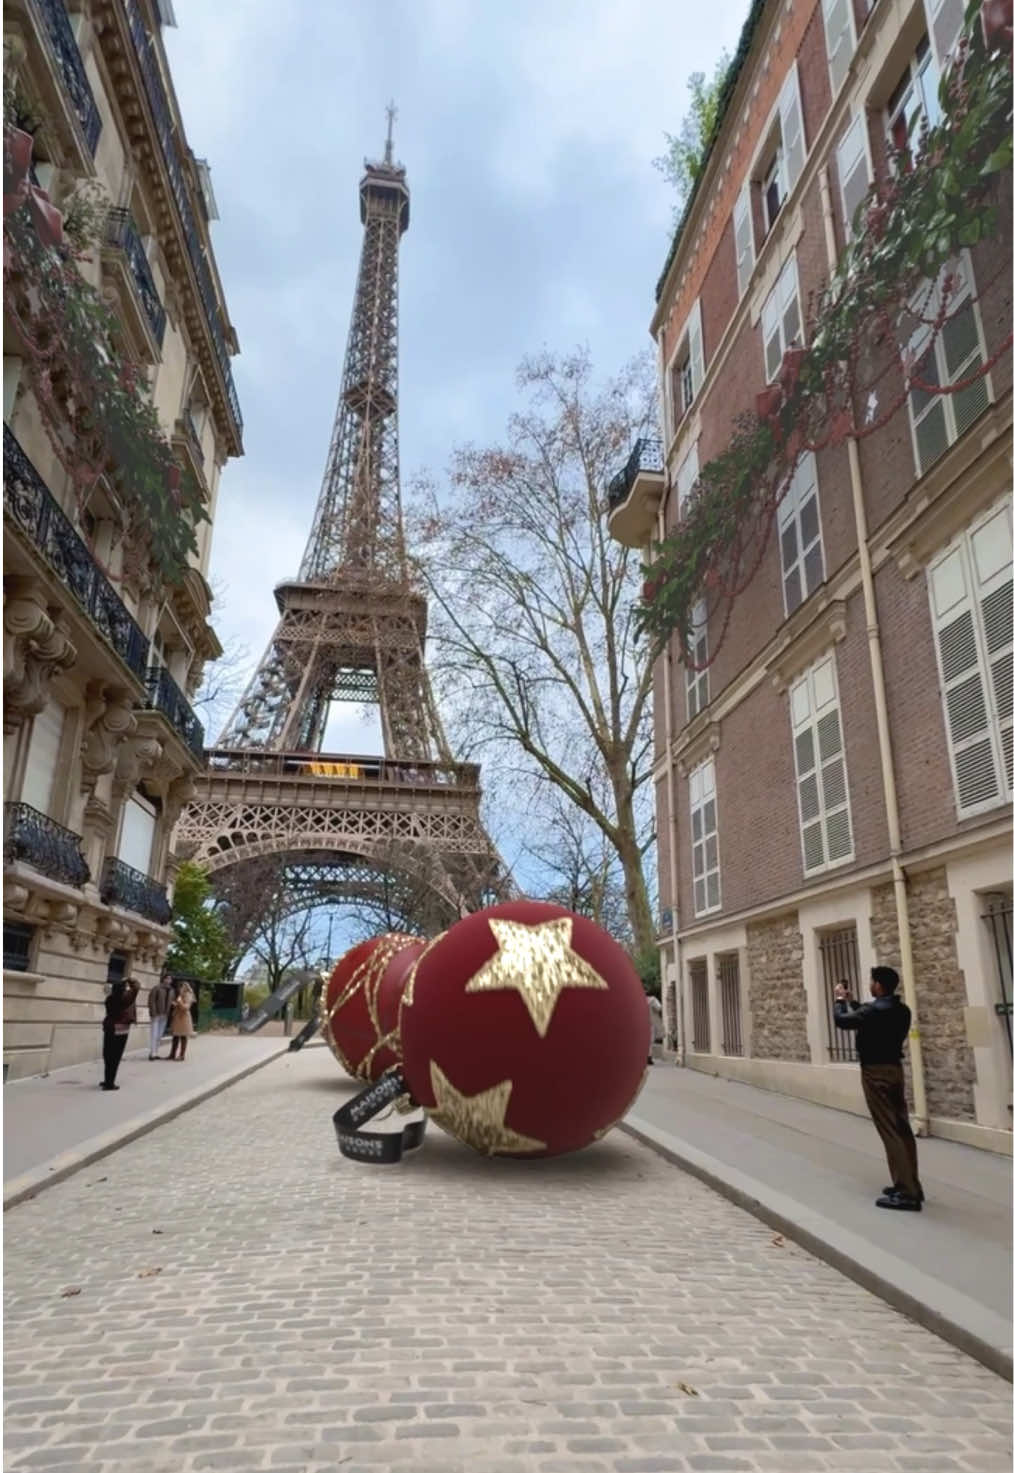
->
(176, 112, 507, 951)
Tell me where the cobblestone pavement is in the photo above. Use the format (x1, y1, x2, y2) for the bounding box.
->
(5, 1048, 1011, 1473)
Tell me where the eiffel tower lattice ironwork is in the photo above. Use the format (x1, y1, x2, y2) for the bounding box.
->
(176, 117, 508, 951)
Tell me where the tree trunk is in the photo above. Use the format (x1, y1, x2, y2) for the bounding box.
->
(612, 771, 655, 961)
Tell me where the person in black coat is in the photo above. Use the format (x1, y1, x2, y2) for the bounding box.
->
(101, 978, 139, 1091)
(834, 965, 923, 1211)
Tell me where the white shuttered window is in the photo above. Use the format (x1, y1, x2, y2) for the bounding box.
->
(675, 441, 700, 516)
(822, 0, 857, 93)
(685, 601, 710, 721)
(779, 64, 806, 195)
(118, 794, 157, 876)
(689, 758, 721, 916)
(837, 113, 872, 240)
(790, 656, 855, 875)
(927, 0, 967, 71)
(907, 255, 989, 474)
(733, 184, 754, 298)
(762, 254, 803, 381)
(778, 452, 824, 614)
(21, 700, 65, 817)
(928, 499, 1013, 816)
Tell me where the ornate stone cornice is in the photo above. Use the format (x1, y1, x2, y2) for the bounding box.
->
(767, 598, 848, 695)
(80, 682, 138, 791)
(674, 716, 722, 779)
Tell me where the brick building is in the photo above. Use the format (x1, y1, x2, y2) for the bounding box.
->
(3, 0, 242, 1078)
(609, 0, 1012, 1147)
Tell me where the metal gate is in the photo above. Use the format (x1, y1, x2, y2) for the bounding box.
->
(717, 953, 743, 1056)
(689, 959, 710, 1053)
(819, 925, 860, 1062)
(982, 892, 1013, 1054)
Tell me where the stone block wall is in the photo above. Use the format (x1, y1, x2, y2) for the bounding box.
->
(745, 913, 810, 1062)
(871, 870, 977, 1122)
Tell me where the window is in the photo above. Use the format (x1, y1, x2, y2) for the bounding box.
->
(733, 184, 754, 298)
(778, 452, 824, 615)
(926, 0, 967, 71)
(689, 758, 721, 915)
(717, 953, 743, 1056)
(685, 601, 709, 720)
(675, 441, 700, 516)
(689, 959, 711, 1052)
(755, 66, 805, 242)
(927, 499, 1013, 816)
(3, 921, 35, 973)
(836, 113, 872, 240)
(763, 150, 785, 232)
(118, 793, 157, 876)
(886, 37, 941, 161)
(818, 925, 861, 1061)
(761, 254, 803, 381)
(790, 655, 854, 874)
(907, 256, 989, 474)
(21, 700, 65, 817)
(823, 0, 857, 93)
(670, 299, 705, 426)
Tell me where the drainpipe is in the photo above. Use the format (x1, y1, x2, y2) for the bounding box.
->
(658, 501, 687, 1066)
(818, 167, 928, 1135)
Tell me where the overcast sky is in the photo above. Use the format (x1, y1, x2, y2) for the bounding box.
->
(164, 0, 748, 756)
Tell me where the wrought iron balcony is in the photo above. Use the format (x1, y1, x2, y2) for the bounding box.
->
(4, 802, 90, 889)
(145, 663, 205, 760)
(3, 428, 151, 682)
(122, 0, 242, 440)
(100, 856, 172, 924)
(105, 208, 167, 347)
(33, 0, 102, 154)
(607, 438, 665, 511)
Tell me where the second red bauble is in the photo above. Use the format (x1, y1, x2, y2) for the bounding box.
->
(322, 933, 423, 1081)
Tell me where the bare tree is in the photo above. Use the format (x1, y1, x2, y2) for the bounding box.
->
(192, 578, 250, 745)
(521, 784, 639, 947)
(410, 349, 658, 960)
(247, 896, 316, 995)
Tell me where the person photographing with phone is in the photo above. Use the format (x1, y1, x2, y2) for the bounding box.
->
(834, 966, 923, 1212)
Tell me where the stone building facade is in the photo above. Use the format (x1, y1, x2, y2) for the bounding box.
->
(3, 0, 242, 1079)
(609, 0, 1012, 1148)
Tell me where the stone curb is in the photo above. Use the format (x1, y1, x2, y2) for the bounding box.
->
(621, 1111, 1013, 1383)
(3, 1046, 288, 1212)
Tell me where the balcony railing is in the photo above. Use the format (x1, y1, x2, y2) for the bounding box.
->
(100, 856, 172, 924)
(33, 0, 102, 154)
(4, 802, 90, 889)
(122, 0, 242, 440)
(607, 437, 664, 511)
(105, 208, 167, 347)
(145, 663, 205, 759)
(3, 428, 151, 682)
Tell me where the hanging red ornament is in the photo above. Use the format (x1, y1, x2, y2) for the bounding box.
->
(322, 933, 424, 1082)
(398, 900, 651, 1159)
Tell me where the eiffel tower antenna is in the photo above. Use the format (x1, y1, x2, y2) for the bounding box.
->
(180, 131, 510, 948)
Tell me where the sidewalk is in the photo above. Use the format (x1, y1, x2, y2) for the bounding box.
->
(3, 1033, 287, 1209)
(624, 1062, 1013, 1379)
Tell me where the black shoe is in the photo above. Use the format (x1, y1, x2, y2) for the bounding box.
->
(100, 1083, 120, 1091)
(876, 1190, 921, 1211)
(882, 1184, 926, 1203)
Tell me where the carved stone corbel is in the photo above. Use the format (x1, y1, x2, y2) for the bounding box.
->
(112, 724, 164, 802)
(80, 682, 138, 791)
(3, 577, 77, 732)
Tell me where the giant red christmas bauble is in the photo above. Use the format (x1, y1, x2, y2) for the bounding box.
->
(399, 901, 650, 1158)
(322, 934, 423, 1082)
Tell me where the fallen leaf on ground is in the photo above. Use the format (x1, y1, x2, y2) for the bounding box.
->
(60, 1287, 81, 1297)
(151, 1228, 163, 1235)
(771, 1234, 784, 1247)
(85, 1177, 108, 1188)
(676, 1382, 699, 1397)
(137, 1268, 162, 1279)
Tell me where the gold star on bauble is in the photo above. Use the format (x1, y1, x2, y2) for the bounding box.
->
(464, 917, 609, 1037)
(428, 1061, 546, 1155)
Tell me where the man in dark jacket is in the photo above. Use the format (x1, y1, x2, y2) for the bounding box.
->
(834, 965, 923, 1211)
(101, 979, 139, 1091)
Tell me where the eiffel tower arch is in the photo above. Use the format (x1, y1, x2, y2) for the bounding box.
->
(176, 114, 509, 952)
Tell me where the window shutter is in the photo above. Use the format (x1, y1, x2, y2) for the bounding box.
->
(930, 546, 1000, 811)
(927, 0, 966, 70)
(676, 442, 700, 514)
(658, 338, 672, 444)
(779, 64, 806, 194)
(763, 291, 783, 381)
(119, 795, 157, 876)
(688, 299, 705, 400)
(733, 184, 754, 297)
(822, 0, 856, 92)
(836, 114, 871, 239)
(972, 501, 1014, 793)
(21, 701, 65, 816)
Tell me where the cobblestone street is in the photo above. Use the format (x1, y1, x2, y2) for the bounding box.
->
(4, 1047, 1011, 1473)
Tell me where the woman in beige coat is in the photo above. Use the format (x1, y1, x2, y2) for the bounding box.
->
(168, 981, 196, 1061)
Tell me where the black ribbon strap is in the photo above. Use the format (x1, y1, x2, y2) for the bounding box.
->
(332, 1069, 427, 1165)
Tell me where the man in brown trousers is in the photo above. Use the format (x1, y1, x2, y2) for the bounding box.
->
(834, 966, 923, 1212)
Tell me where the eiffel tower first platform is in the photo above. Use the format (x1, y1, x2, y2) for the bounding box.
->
(176, 115, 506, 947)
